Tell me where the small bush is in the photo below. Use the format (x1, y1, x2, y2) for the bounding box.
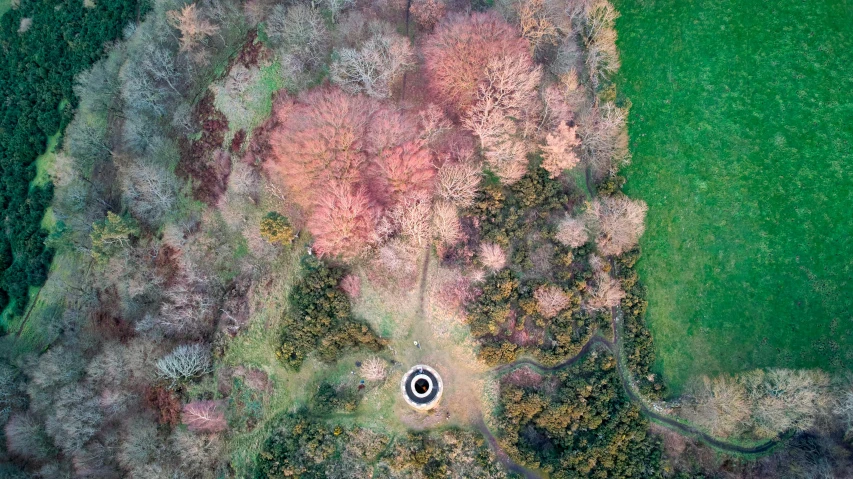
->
(259, 212, 295, 245)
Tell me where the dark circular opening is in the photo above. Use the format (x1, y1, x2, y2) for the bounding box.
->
(415, 378, 430, 394)
(404, 368, 440, 405)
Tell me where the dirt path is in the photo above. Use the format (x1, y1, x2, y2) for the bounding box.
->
(409, 249, 778, 478)
(474, 418, 541, 479)
(491, 325, 784, 456)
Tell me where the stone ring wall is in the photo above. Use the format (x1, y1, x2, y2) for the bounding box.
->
(401, 364, 443, 411)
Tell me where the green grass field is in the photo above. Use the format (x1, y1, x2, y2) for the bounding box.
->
(615, 0, 853, 393)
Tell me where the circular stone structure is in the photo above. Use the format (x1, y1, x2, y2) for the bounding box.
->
(401, 365, 443, 411)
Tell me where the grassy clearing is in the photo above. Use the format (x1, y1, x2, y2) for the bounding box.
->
(0, 0, 11, 19)
(32, 130, 60, 187)
(224, 242, 495, 474)
(213, 58, 286, 146)
(1, 252, 88, 356)
(615, 0, 853, 393)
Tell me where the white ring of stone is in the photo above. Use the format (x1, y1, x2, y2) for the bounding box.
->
(410, 374, 433, 398)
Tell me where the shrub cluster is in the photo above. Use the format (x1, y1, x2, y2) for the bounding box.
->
(496, 352, 664, 478)
(615, 250, 667, 398)
(277, 256, 385, 369)
(255, 412, 507, 479)
(462, 165, 611, 365)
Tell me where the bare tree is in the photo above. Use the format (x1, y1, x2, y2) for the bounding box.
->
(432, 201, 461, 246)
(309, 184, 377, 260)
(45, 384, 103, 454)
(118, 418, 166, 474)
(171, 428, 224, 476)
(586, 269, 624, 310)
(685, 375, 751, 438)
(418, 103, 453, 144)
(422, 12, 529, 113)
(4, 414, 53, 462)
(138, 44, 184, 95)
(541, 121, 581, 178)
(0, 363, 24, 424)
(391, 193, 433, 248)
(554, 215, 588, 248)
(267, 4, 329, 69)
(577, 102, 629, 178)
(586, 195, 647, 256)
(155, 284, 216, 339)
(748, 369, 831, 438)
(534, 285, 570, 319)
(480, 243, 507, 271)
(323, 0, 355, 22)
(834, 386, 853, 441)
(360, 357, 387, 382)
(504, 0, 568, 53)
(580, 0, 620, 90)
(120, 160, 180, 227)
(330, 32, 414, 98)
(64, 112, 112, 173)
(156, 344, 212, 386)
(182, 401, 227, 433)
(167, 3, 219, 54)
(436, 160, 481, 208)
(464, 55, 542, 183)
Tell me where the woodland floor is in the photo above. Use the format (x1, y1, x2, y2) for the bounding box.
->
(616, 0, 853, 393)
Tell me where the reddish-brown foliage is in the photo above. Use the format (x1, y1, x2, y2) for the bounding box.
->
(177, 93, 231, 205)
(267, 88, 373, 209)
(267, 87, 439, 258)
(372, 141, 435, 206)
(340, 274, 362, 299)
(242, 91, 286, 166)
(230, 129, 246, 153)
(410, 0, 446, 30)
(504, 366, 544, 387)
(92, 286, 135, 342)
(308, 184, 376, 260)
(236, 30, 270, 68)
(509, 319, 545, 347)
(182, 400, 228, 433)
(145, 386, 181, 427)
(154, 244, 182, 288)
(435, 273, 477, 311)
(422, 12, 529, 114)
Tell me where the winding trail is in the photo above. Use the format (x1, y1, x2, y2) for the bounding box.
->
(490, 323, 783, 456)
(413, 248, 780, 477)
(473, 418, 541, 479)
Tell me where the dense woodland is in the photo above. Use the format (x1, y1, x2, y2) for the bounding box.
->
(0, 0, 851, 478)
(0, 0, 142, 314)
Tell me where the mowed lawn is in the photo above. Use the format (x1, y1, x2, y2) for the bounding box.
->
(615, 0, 853, 393)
